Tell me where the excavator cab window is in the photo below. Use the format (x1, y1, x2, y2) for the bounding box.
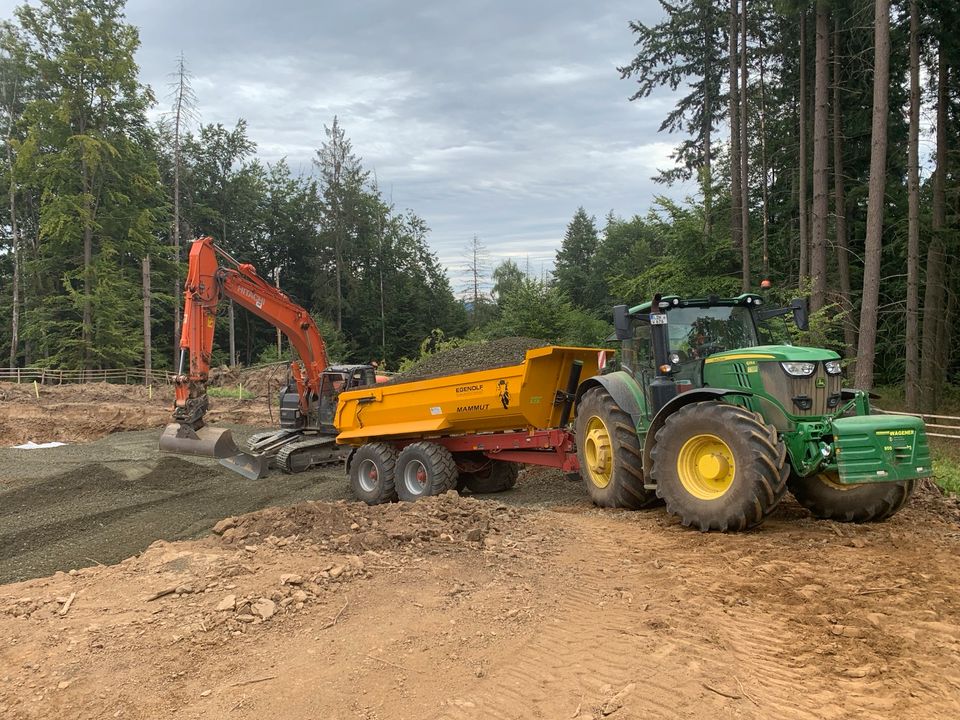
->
(319, 372, 347, 427)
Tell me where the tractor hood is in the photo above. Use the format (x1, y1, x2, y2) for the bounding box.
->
(703, 345, 840, 365)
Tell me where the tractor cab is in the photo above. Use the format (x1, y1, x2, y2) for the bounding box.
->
(616, 293, 814, 404)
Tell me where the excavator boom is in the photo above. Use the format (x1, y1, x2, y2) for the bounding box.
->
(159, 236, 330, 478)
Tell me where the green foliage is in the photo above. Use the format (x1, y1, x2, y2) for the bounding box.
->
(484, 277, 611, 346)
(396, 329, 480, 373)
(609, 197, 740, 306)
(553, 207, 600, 309)
(207, 386, 254, 400)
(932, 448, 960, 495)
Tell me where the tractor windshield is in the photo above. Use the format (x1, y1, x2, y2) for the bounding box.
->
(666, 305, 759, 361)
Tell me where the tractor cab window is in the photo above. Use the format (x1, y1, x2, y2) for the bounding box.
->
(666, 305, 759, 361)
(622, 323, 652, 374)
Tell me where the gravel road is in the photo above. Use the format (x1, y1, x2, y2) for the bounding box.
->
(0, 426, 585, 584)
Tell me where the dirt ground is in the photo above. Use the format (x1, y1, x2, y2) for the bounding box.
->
(2, 389, 960, 719)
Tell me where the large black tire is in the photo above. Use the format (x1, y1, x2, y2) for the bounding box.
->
(788, 470, 915, 522)
(349, 443, 398, 505)
(462, 461, 519, 494)
(395, 442, 459, 502)
(650, 402, 788, 531)
(574, 387, 658, 509)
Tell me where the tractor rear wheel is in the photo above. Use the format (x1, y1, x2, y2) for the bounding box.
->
(574, 387, 658, 509)
(788, 471, 915, 522)
(349, 443, 399, 505)
(650, 402, 788, 531)
(462, 461, 519, 494)
(396, 442, 459, 502)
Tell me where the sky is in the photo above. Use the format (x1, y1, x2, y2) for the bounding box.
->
(3, 0, 693, 293)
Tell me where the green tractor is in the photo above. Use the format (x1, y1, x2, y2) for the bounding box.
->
(574, 293, 932, 531)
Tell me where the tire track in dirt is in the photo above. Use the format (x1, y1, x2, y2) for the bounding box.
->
(435, 510, 960, 720)
(436, 518, 691, 720)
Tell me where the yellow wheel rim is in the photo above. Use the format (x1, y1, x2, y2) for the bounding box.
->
(677, 433, 736, 500)
(583, 416, 613, 489)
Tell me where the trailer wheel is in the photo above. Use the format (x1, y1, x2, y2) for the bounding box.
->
(462, 461, 519, 494)
(349, 443, 399, 505)
(574, 387, 658, 509)
(788, 471, 915, 522)
(650, 402, 788, 531)
(396, 442, 459, 502)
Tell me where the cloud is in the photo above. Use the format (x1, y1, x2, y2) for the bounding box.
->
(3, 0, 686, 294)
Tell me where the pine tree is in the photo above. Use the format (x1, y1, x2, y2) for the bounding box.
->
(554, 207, 599, 309)
(14, 0, 165, 369)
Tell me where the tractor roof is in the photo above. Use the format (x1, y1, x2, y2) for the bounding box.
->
(628, 293, 764, 315)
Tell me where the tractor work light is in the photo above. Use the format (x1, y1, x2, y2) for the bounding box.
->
(824, 360, 842, 375)
(781, 361, 816, 377)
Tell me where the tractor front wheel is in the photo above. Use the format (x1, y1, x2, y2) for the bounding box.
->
(574, 387, 658, 509)
(788, 471, 915, 522)
(650, 402, 788, 531)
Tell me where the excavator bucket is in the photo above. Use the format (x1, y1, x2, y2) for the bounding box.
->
(159, 423, 269, 480)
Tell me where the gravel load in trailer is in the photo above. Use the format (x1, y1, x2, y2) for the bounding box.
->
(389, 337, 549, 384)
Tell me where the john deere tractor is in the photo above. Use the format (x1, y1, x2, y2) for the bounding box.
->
(574, 293, 932, 531)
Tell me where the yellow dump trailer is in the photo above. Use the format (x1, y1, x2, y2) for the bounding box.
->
(334, 346, 608, 505)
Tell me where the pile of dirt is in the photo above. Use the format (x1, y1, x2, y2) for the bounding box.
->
(216, 491, 531, 552)
(0, 381, 172, 403)
(208, 363, 288, 399)
(391, 337, 549, 384)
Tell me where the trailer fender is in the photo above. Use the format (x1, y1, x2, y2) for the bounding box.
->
(575, 372, 646, 429)
(641, 388, 751, 481)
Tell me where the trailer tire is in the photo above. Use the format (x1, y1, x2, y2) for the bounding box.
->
(463, 461, 519, 494)
(575, 386, 658, 509)
(788, 471, 915, 522)
(349, 443, 399, 505)
(650, 402, 788, 531)
(396, 442, 459, 502)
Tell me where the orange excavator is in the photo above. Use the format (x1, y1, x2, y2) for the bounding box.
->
(158, 236, 379, 479)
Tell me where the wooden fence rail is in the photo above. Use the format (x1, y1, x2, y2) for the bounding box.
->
(0, 367, 177, 385)
(875, 408, 960, 441)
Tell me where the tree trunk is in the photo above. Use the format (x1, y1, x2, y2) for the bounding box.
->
(7, 138, 19, 368)
(810, 1, 830, 312)
(703, 5, 713, 244)
(739, 0, 750, 291)
(228, 301, 236, 367)
(904, 0, 921, 411)
(81, 162, 93, 368)
(920, 47, 948, 411)
(854, 0, 890, 391)
(798, 10, 809, 285)
(832, 20, 856, 360)
(142, 255, 151, 384)
(729, 0, 742, 253)
(759, 35, 770, 279)
(173, 111, 182, 369)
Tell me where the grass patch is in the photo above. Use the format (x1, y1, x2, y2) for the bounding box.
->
(933, 443, 960, 495)
(207, 386, 255, 401)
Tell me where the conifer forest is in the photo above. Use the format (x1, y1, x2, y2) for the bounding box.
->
(0, 0, 958, 413)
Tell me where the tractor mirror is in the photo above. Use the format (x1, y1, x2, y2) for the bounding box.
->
(613, 305, 632, 340)
(790, 298, 809, 331)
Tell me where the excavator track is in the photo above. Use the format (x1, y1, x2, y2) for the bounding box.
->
(243, 430, 281, 453)
(275, 435, 344, 474)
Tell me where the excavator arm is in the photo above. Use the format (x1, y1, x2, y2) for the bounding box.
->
(173, 236, 328, 423)
(161, 236, 330, 478)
